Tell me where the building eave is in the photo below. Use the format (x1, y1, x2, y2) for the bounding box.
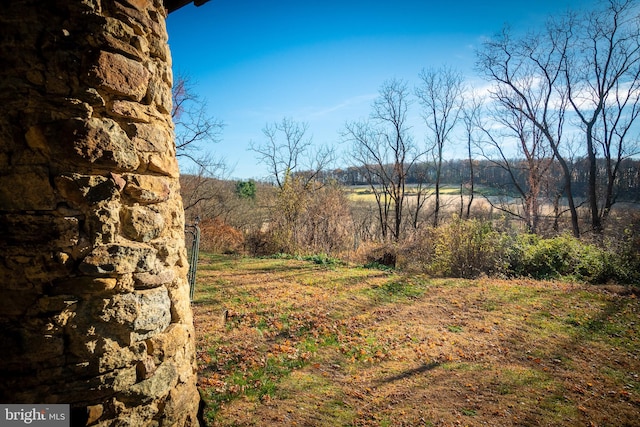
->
(164, 0, 211, 14)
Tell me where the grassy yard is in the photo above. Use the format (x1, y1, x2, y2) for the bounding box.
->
(193, 254, 640, 426)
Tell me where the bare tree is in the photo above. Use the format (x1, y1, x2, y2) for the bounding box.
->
(415, 66, 465, 227)
(461, 90, 483, 219)
(250, 117, 310, 189)
(249, 117, 336, 253)
(172, 72, 225, 175)
(477, 21, 579, 236)
(407, 161, 432, 230)
(564, 0, 640, 233)
(172, 73, 228, 221)
(343, 79, 419, 242)
(476, 96, 556, 233)
(249, 117, 334, 190)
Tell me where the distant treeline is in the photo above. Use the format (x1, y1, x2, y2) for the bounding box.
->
(314, 158, 640, 202)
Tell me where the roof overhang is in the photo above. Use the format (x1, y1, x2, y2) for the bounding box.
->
(164, 0, 211, 13)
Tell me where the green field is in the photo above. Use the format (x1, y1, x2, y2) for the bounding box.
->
(345, 184, 505, 203)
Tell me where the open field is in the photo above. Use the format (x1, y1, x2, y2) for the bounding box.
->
(346, 184, 476, 204)
(193, 254, 640, 426)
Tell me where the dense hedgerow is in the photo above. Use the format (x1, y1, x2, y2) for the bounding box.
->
(506, 233, 605, 282)
(201, 214, 639, 285)
(396, 219, 640, 285)
(506, 231, 640, 284)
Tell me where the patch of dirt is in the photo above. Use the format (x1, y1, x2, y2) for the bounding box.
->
(193, 255, 640, 426)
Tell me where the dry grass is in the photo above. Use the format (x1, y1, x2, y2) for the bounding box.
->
(193, 254, 640, 426)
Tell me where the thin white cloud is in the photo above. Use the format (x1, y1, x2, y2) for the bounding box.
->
(302, 94, 378, 120)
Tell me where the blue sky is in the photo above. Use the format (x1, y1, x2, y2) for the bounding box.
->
(167, 0, 596, 180)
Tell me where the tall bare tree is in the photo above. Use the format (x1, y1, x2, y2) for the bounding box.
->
(476, 96, 556, 233)
(343, 79, 419, 242)
(564, 0, 640, 233)
(249, 117, 336, 253)
(461, 90, 483, 219)
(416, 66, 465, 227)
(477, 21, 578, 236)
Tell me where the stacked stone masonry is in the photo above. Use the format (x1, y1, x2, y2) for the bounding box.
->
(0, 0, 199, 425)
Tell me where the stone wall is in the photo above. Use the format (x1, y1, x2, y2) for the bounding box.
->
(0, 0, 199, 425)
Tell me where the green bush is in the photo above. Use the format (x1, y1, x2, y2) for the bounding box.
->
(400, 222, 640, 285)
(400, 218, 508, 279)
(507, 233, 615, 284)
(432, 218, 509, 279)
(605, 228, 640, 285)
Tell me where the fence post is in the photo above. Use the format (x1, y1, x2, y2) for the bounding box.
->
(185, 216, 201, 301)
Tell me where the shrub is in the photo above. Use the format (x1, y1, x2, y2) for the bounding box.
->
(265, 180, 355, 257)
(399, 221, 639, 285)
(399, 218, 508, 279)
(198, 217, 244, 254)
(244, 229, 281, 257)
(356, 241, 399, 269)
(605, 226, 640, 285)
(430, 218, 508, 278)
(507, 233, 616, 284)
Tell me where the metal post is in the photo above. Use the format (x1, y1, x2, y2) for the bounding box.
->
(185, 216, 201, 301)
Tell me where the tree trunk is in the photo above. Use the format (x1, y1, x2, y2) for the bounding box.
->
(466, 143, 475, 219)
(586, 125, 602, 233)
(433, 153, 442, 227)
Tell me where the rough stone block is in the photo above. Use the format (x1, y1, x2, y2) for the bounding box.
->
(136, 355, 157, 381)
(128, 122, 172, 152)
(153, 238, 188, 272)
(87, 202, 122, 245)
(97, 340, 147, 373)
(145, 74, 172, 114)
(0, 168, 56, 211)
(124, 360, 177, 403)
(145, 323, 190, 364)
(167, 282, 193, 325)
(106, 32, 145, 61)
(78, 242, 158, 275)
(58, 118, 140, 171)
(146, 153, 179, 177)
(49, 276, 118, 296)
(90, 50, 150, 101)
(160, 381, 200, 426)
(111, 1, 163, 38)
(86, 404, 104, 425)
(124, 174, 171, 203)
(121, 204, 165, 242)
(148, 35, 170, 61)
(55, 174, 107, 206)
(132, 287, 171, 341)
(119, 0, 153, 12)
(109, 100, 152, 123)
(133, 269, 175, 289)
